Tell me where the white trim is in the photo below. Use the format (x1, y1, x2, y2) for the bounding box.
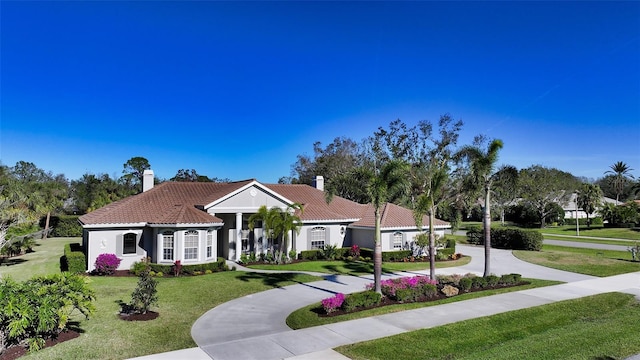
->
(148, 223, 223, 228)
(349, 225, 451, 231)
(304, 218, 360, 224)
(204, 181, 296, 209)
(83, 222, 147, 229)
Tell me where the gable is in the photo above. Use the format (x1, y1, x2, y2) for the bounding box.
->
(206, 183, 290, 213)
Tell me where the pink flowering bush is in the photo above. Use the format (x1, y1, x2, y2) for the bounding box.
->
(94, 253, 121, 275)
(366, 275, 437, 298)
(321, 293, 345, 314)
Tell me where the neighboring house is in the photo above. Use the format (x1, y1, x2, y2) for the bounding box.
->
(78, 171, 450, 271)
(563, 193, 617, 219)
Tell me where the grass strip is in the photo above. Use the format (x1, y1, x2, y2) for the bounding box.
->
(337, 292, 640, 360)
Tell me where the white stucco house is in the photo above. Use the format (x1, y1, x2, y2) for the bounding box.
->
(78, 171, 450, 271)
(563, 193, 618, 219)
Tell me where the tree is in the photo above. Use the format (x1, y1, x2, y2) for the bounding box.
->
(605, 161, 635, 205)
(170, 169, 214, 182)
(327, 160, 409, 294)
(71, 173, 132, 214)
(457, 138, 504, 277)
(248, 204, 303, 264)
(491, 165, 519, 225)
(576, 183, 602, 228)
(519, 166, 580, 228)
(121, 157, 151, 193)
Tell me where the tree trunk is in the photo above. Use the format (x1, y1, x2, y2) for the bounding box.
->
(428, 205, 436, 280)
(373, 208, 382, 294)
(43, 211, 51, 239)
(483, 186, 491, 277)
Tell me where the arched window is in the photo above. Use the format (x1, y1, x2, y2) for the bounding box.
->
(310, 227, 326, 250)
(393, 232, 403, 249)
(184, 230, 199, 260)
(123, 233, 137, 254)
(162, 231, 174, 261)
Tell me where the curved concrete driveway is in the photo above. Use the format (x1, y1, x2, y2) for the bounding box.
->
(191, 244, 595, 347)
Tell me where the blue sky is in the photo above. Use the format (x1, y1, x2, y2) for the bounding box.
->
(2, 1, 639, 183)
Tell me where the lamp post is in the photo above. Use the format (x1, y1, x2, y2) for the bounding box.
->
(575, 196, 580, 236)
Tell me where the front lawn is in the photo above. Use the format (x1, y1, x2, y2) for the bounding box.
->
(336, 292, 640, 360)
(287, 278, 560, 329)
(0, 237, 78, 281)
(4, 238, 320, 360)
(513, 245, 640, 277)
(541, 225, 640, 240)
(247, 256, 471, 274)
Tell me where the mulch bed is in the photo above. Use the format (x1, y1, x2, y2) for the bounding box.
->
(0, 330, 80, 360)
(118, 311, 159, 321)
(316, 281, 530, 317)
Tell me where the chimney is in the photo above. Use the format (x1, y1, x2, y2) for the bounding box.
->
(143, 170, 154, 192)
(313, 175, 324, 191)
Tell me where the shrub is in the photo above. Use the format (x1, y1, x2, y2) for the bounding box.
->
(458, 277, 472, 292)
(421, 283, 439, 298)
(395, 288, 419, 303)
(342, 290, 381, 312)
(94, 253, 121, 275)
(466, 226, 484, 245)
(485, 275, 500, 287)
(321, 293, 345, 314)
(128, 269, 158, 314)
(377, 275, 437, 298)
(63, 243, 86, 273)
(445, 237, 456, 251)
(0, 274, 95, 352)
(471, 276, 487, 289)
(130, 258, 151, 276)
(300, 249, 322, 260)
(465, 227, 542, 251)
(40, 215, 82, 237)
(322, 244, 339, 260)
(499, 273, 522, 285)
(349, 245, 360, 258)
(382, 250, 411, 262)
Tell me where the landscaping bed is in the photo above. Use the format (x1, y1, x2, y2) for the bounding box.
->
(0, 330, 80, 360)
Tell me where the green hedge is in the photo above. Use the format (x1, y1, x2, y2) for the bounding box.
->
(148, 257, 229, 275)
(382, 250, 411, 262)
(342, 290, 381, 312)
(465, 227, 542, 251)
(41, 215, 82, 237)
(299, 249, 322, 260)
(63, 243, 86, 273)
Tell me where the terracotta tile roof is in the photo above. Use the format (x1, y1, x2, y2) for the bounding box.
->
(352, 203, 449, 229)
(79, 179, 450, 230)
(78, 181, 254, 226)
(264, 184, 362, 221)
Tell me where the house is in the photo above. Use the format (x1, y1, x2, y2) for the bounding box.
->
(562, 193, 617, 219)
(79, 171, 450, 271)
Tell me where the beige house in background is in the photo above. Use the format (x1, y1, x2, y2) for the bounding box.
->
(79, 171, 450, 271)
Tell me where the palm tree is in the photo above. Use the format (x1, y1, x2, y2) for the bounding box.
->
(576, 183, 602, 229)
(248, 205, 279, 259)
(413, 164, 449, 280)
(457, 139, 504, 277)
(272, 203, 304, 263)
(605, 161, 635, 205)
(326, 160, 409, 294)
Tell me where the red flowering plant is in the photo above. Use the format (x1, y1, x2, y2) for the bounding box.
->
(173, 260, 182, 276)
(349, 245, 360, 259)
(321, 293, 345, 314)
(94, 253, 121, 275)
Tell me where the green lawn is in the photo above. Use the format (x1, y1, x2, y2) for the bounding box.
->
(337, 292, 640, 360)
(3, 238, 321, 360)
(543, 234, 636, 246)
(541, 225, 640, 240)
(513, 245, 640, 277)
(0, 237, 78, 281)
(287, 278, 561, 329)
(247, 256, 471, 274)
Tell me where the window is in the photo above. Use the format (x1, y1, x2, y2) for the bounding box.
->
(206, 230, 213, 258)
(184, 230, 199, 260)
(310, 227, 326, 249)
(123, 233, 137, 254)
(393, 232, 403, 249)
(162, 231, 174, 261)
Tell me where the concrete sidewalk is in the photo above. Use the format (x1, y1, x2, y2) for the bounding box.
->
(130, 245, 640, 360)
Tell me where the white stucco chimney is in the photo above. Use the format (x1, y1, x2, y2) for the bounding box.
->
(143, 170, 154, 192)
(313, 175, 324, 191)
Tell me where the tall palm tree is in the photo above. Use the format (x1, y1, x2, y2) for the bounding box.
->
(605, 161, 635, 205)
(326, 160, 409, 294)
(457, 139, 504, 277)
(576, 183, 602, 229)
(272, 203, 304, 263)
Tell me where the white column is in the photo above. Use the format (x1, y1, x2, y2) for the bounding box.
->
(236, 212, 242, 261)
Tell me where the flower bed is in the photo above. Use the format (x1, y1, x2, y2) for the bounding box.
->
(319, 273, 526, 316)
